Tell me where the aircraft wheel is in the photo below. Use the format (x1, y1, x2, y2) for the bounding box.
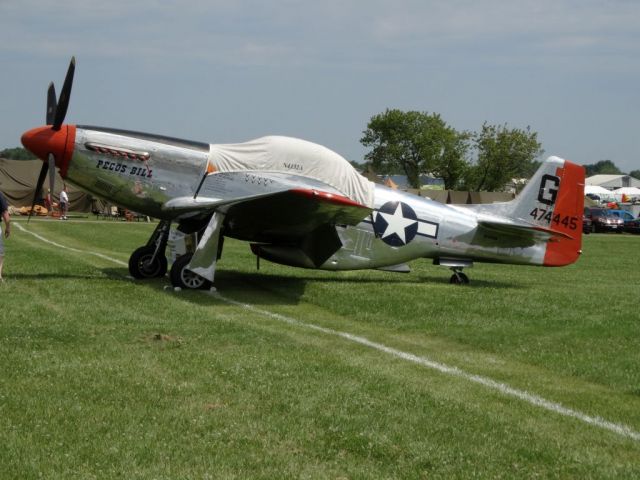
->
(449, 272, 469, 285)
(170, 253, 211, 290)
(129, 246, 168, 279)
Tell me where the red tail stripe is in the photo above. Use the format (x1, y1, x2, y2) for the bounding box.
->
(543, 161, 585, 266)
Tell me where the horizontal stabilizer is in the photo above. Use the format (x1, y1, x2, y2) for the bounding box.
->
(475, 218, 575, 248)
(465, 157, 584, 265)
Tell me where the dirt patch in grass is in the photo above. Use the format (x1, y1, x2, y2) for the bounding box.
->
(141, 333, 183, 347)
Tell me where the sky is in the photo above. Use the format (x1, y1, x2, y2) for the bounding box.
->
(1, 0, 639, 172)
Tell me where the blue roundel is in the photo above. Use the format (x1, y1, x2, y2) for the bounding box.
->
(374, 201, 419, 247)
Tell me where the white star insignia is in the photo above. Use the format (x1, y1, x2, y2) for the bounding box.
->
(378, 203, 417, 244)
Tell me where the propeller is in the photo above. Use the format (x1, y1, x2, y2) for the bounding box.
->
(28, 162, 49, 222)
(27, 57, 75, 222)
(53, 57, 75, 131)
(46, 82, 57, 125)
(48, 153, 56, 199)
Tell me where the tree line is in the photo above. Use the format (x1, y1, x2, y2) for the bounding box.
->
(359, 109, 639, 190)
(0, 147, 36, 160)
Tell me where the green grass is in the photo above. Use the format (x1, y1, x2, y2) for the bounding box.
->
(1, 218, 639, 479)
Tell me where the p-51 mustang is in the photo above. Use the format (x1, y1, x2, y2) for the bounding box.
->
(20, 58, 585, 289)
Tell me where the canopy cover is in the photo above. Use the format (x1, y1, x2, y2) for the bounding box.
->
(209, 136, 374, 208)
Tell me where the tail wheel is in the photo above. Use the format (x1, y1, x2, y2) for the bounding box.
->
(129, 246, 167, 279)
(449, 272, 469, 285)
(170, 253, 211, 290)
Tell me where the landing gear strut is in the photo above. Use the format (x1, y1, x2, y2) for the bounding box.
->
(169, 212, 225, 290)
(170, 253, 211, 290)
(434, 258, 472, 285)
(128, 220, 170, 279)
(449, 267, 469, 285)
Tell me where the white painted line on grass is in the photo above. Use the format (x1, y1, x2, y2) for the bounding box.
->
(14, 222, 128, 266)
(17, 223, 640, 442)
(214, 293, 640, 442)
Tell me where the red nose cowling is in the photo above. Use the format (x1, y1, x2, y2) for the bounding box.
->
(21, 125, 76, 177)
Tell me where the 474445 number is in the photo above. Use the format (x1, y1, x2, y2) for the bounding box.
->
(529, 208, 578, 230)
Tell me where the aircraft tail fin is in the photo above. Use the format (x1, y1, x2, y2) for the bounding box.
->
(474, 156, 585, 266)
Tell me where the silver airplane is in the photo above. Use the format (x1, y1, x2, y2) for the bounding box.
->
(20, 58, 585, 289)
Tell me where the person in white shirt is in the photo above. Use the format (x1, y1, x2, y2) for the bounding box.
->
(59, 186, 69, 220)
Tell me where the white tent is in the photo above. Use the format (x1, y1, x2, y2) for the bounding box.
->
(613, 187, 640, 195)
(584, 185, 613, 199)
(612, 186, 640, 202)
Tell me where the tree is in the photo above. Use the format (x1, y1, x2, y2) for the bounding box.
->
(0, 147, 36, 160)
(360, 109, 469, 189)
(464, 123, 543, 191)
(583, 160, 622, 177)
(629, 169, 640, 180)
(349, 160, 367, 171)
(430, 128, 471, 191)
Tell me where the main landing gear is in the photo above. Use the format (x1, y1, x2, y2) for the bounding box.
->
(128, 214, 224, 291)
(128, 221, 170, 279)
(127, 220, 212, 289)
(170, 253, 211, 290)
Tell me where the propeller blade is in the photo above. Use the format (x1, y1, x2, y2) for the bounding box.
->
(48, 153, 56, 200)
(46, 82, 57, 125)
(28, 162, 49, 223)
(52, 56, 75, 131)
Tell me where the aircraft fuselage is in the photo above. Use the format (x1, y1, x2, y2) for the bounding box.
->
(62, 126, 547, 273)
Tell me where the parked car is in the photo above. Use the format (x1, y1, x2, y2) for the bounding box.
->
(585, 193, 601, 202)
(624, 216, 640, 234)
(582, 215, 592, 234)
(608, 209, 635, 222)
(584, 207, 624, 233)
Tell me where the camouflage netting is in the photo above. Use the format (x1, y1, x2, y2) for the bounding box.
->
(0, 158, 95, 212)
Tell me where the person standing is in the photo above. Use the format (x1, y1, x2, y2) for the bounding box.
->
(0, 190, 10, 282)
(59, 186, 69, 220)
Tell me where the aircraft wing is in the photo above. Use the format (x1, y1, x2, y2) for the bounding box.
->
(163, 188, 372, 243)
(474, 217, 574, 248)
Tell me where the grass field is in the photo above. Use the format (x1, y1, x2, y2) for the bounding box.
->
(2, 218, 639, 479)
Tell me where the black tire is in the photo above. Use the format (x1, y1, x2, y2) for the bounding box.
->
(129, 246, 168, 279)
(170, 253, 212, 290)
(449, 272, 469, 285)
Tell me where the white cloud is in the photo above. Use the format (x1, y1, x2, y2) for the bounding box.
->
(2, 0, 639, 71)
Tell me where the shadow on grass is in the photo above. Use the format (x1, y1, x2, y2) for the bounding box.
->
(99, 265, 520, 308)
(220, 270, 518, 290)
(9, 273, 112, 281)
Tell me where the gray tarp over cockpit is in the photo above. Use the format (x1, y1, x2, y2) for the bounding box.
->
(208, 136, 375, 208)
